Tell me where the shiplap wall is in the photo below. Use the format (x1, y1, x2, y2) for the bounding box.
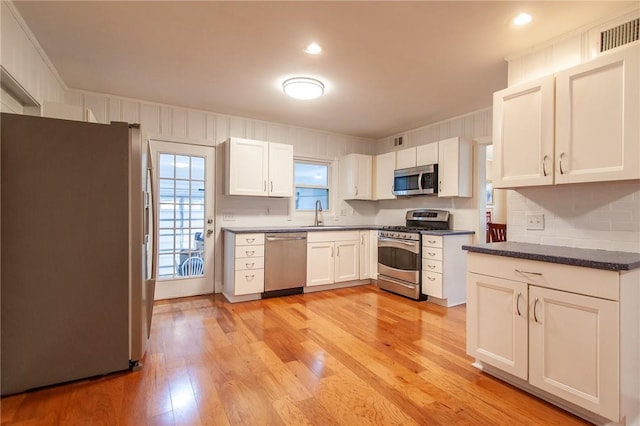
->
(505, 8, 640, 252)
(0, 2, 65, 108)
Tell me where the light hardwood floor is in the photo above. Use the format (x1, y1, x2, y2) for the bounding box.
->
(1, 284, 590, 425)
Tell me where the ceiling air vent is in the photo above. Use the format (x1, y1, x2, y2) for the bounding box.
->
(600, 18, 639, 52)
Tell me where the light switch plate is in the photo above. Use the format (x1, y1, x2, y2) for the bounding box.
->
(526, 213, 544, 230)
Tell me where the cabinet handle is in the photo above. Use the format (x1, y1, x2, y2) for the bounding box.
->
(245, 262, 255, 269)
(245, 274, 255, 281)
(559, 152, 566, 175)
(264, 180, 267, 192)
(246, 238, 255, 243)
(515, 269, 542, 276)
(515, 292, 522, 316)
(427, 264, 436, 269)
(439, 181, 442, 192)
(533, 297, 540, 323)
(336, 247, 340, 256)
(542, 155, 549, 177)
(427, 276, 436, 281)
(355, 186, 358, 196)
(427, 252, 437, 257)
(270, 181, 273, 192)
(361, 235, 365, 244)
(427, 239, 437, 244)
(245, 250, 255, 257)
(331, 247, 334, 257)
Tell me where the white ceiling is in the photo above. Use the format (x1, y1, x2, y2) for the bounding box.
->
(13, 1, 636, 140)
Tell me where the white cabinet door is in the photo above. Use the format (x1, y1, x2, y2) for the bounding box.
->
(358, 231, 371, 279)
(341, 153, 372, 200)
(437, 137, 472, 197)
(226, 137, 268, 196)
(268, 142, 293, 197)
(529, 286, 619, 421)
(555, 47, 640, 184)
(395, 147, 416, 169)
(374, 152, 396, 200)
(335, 240, 359, 283)
(306, 242, 335, 287)
(467, 272, 529, 380)
(493, 75, 555, 188)
(416, 143, 438, 166)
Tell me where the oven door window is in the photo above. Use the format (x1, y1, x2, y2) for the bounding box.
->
(378, 246, 419, 271)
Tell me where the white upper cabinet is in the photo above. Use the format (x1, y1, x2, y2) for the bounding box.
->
(416, 143, 438, 166)
(395, 147, 416, 169)
(493, 46, 639, 188)
(225, 137, 293, 197)
(340, 153, 372, 200)
(493, 76, 555, 188)
(374, 152, 396, 200)
(555, 47, 639, 184)
(267, 142, 294, 196)
(437, 137, 472, 197)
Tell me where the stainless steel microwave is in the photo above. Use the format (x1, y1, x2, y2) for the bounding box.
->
(393, 164, 438, 196)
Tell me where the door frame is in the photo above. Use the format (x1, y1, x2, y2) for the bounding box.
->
(147, 134, 216, 300)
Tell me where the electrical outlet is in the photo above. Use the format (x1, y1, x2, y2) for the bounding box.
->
(526, 213, 545, 230)
(222, 213, 235, 221)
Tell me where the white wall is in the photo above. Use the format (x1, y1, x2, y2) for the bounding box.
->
(505, 8, 640, 252)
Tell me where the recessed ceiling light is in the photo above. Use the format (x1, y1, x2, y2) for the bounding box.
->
(282, 77, 325, 100)
(513, 13, 532, 26)
(305, 42, 322, 55)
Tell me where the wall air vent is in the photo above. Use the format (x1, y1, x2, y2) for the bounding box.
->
(393, 136, 404, 146)
(600, 18, 639, 52)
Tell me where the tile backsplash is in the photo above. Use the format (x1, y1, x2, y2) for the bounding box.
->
(508, 180, 640, 253)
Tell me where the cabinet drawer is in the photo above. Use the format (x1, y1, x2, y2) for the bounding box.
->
(422, 271, 443, 298)
(422, 235, 443, 248)
(422, 259, 443, 273)
(307, 231, 360, 243)
(235, 245, 265, 259)
(236, 233, 265, 246)
(234, 269, 264, 295)
(467, 252, 619, 300)
(235, 257, 265, 271)
(422, 247, 443, 261)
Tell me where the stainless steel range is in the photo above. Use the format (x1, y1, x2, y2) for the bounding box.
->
(377, 209, 450, 300)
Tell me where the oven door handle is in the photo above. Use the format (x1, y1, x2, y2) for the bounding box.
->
(378, 237, 420, 253)
(381, 275, 417, 290)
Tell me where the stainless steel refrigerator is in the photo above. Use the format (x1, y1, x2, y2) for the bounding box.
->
(1, 113, 156, 396)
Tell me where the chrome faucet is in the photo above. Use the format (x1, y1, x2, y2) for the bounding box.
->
(314, 200, 323, 227)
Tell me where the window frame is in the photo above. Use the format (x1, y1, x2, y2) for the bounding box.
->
(293, 157, 333, 215)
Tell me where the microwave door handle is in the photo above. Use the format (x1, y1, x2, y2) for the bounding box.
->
(418, 172, 424, 191)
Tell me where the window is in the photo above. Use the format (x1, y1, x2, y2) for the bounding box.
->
(294, 160, 330, 211)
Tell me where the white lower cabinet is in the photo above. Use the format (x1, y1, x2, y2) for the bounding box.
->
(223, 232, 265, 301)
(466, 252, 638, 424)
(421, 234, 472, 306)
(307, 231, 360, 287)
(359, 230, 377, 280)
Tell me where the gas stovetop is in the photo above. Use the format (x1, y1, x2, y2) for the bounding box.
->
(379, 209, 450, 240)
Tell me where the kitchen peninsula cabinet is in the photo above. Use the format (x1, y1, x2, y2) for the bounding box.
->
(374, 152, 396, 200)
(340, 153, 372, 200)
(307, 231, 360, 287)
(437, 137, 472, 197)
(223, 232, 265, 302)
(225, 137, 293, 197)
(465, 245, 640, 425)
(493, 46, 639, 188)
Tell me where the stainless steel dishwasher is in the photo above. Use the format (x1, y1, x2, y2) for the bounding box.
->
(263, 232, 307, 297)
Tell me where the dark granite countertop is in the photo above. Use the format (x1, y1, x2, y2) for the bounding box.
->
(222, 225, 380, 233)
(462, 242, 640, 271)
(223, 226, 475, 236)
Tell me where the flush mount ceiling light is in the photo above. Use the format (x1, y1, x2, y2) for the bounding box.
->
(282, 77, 325, 100)
(305, 42, 322, 55)
(513, 12, 532, 26)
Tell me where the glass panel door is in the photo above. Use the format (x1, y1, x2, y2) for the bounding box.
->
(150, 140, 215, 300)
